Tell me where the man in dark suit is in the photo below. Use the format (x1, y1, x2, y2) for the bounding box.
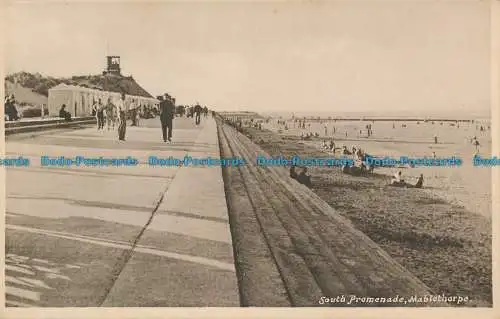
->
(194, 102, 202, 125)
(160, 94, 175, 143)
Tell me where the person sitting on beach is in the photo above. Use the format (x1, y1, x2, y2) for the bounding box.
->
(414, 174, 424, 188)
(59, 104, 72, 121)
(355, 149, 363, 161)
(297, 167, 312, 188)
(342, 146, 351, 155)
(321, 140, 328, 150)
(390, 171, 405, 186)
(360, 152, 375, 172)
(290, 165, 298, 179)
(342, 163, 350, 174)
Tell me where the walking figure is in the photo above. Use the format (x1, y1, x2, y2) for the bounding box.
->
(106, 98, 117, 130)
(93, 98, 105, 130)
(194, 103, 202, 125)
(116, 92, 127, 141)
(473, 138, 480, 153)
(160, 94, 175, 143)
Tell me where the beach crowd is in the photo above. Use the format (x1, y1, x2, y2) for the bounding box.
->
(226, 116, 491, 192)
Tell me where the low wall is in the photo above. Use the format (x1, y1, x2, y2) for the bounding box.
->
(5, 117, 96, 135)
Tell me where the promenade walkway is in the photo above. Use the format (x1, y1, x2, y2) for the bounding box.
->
(5, 116, 239, 307)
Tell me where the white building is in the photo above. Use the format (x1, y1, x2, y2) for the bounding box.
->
(48, 83, 159, 117)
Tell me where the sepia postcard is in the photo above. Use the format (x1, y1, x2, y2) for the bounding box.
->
(1, 0, 499, 318)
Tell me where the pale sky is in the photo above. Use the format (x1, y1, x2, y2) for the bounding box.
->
(4, 1, 491, 115)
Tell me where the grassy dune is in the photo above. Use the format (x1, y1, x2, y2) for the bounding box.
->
(242, 126, 492, 306)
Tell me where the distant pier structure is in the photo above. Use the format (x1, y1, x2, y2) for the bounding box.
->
(301, 117, 472, 123)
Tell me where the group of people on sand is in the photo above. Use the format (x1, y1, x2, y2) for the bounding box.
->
(390, 171, 424, 189)
(225, 117, 264, 133)
(319, 138, 425, 188)
(341, 145, 375, 175)
(320, 140, 374, 175)
(301, 132, 319, 140)
(321, 139, 338, 152)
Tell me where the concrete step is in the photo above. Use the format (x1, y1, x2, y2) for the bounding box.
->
(217, 118, 446, 307)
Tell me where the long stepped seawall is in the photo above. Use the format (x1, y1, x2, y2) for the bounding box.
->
(216, 118, 446, 307)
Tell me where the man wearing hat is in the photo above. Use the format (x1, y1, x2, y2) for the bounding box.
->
(159, 94, 175, 143)
(194, 102, 202, 125)
(116, 92, 128, 141)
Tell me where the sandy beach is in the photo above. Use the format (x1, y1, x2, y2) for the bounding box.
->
(264, 118, 492, 218)
(235, 117, 492, 305)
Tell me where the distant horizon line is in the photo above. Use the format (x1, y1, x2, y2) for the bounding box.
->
(219, 110, 491, 120)
(5, 71, 491, 117)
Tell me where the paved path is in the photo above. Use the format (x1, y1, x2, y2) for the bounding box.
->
(5, 116, 239, 307)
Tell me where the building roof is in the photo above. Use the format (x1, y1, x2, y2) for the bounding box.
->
(49, 80, 158, 102)
(100, 74, 154, 98)
(49, 74, 154, 98)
